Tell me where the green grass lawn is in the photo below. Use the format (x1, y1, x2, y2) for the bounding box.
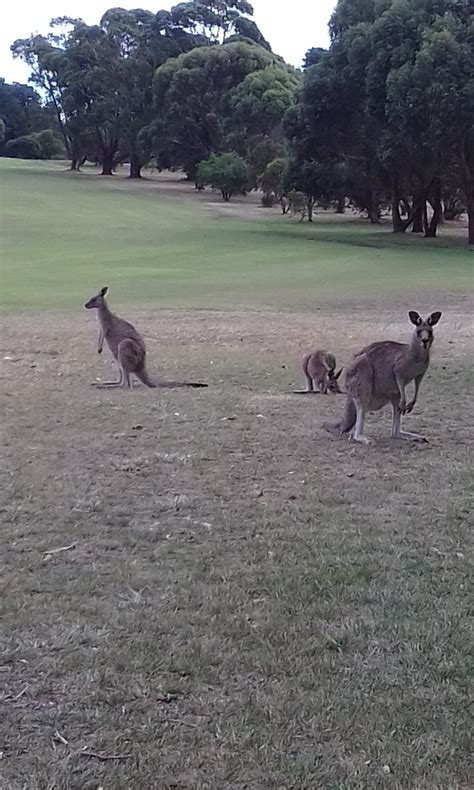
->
(1, 158, 471, 312)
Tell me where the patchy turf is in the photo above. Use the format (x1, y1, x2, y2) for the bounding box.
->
(1, 300, 473, 789)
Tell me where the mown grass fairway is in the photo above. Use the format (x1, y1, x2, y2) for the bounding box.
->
(1, 160, 473, 789)
(0, 159, 472, 312)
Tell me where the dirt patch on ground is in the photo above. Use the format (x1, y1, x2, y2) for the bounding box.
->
(1, 302, 473, 789)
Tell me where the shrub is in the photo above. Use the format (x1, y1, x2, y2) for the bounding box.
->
(4, 135, 42, 159)
(196, 152, 248, 202)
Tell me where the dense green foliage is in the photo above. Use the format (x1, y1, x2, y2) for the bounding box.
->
(10, 3, 276, 178)
(0, 78, 61, 157)
(4, 135, 42, 159)
(196, 151, 248, 200)
(286, 0, 474, 243)
(153, 42, 296, 178)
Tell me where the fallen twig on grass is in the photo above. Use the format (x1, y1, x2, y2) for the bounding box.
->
(79, 750, 132, 762)
(43, 542, 76, 559)
(4, 685, 29, 702)
(162, 717, 199, 728)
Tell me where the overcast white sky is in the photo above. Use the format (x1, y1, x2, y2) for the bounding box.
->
(1, 1, 335, 84)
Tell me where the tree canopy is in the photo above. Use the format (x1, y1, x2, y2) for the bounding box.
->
(286, 0, 474, 242)
(196, 151, 248, 200)
(152, 40, 296, 178)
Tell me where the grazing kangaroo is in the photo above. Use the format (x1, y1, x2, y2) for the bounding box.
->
(324, 310, 442, 443)
(85, 287, 207, 389)
(303, 351, 342, 394)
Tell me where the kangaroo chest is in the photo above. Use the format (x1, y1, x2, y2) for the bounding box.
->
(400, 357, 429, 382)
(98, 316, 118, 352)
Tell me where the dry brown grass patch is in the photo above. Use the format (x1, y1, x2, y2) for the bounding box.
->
(1, 302, 473, 789)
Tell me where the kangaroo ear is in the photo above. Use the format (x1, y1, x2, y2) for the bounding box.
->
(409, 310, 422, 326)
(334, 368, 343, 380)
(100, 286, 108, 296)
(427, 311, 442, 326)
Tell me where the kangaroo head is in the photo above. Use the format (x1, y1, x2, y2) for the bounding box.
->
(327, 368, 343, 394)
(409, 310, 442, 351)
(85, 286, 108, 310)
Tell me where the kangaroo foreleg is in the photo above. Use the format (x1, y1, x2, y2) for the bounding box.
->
(395, 374, 407, 413)
(403, 374, 424, 414)
(317, 379, 327, 394)
(97, 329, 104, 354)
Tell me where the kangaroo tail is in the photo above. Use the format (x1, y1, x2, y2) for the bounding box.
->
(324, 396, 356, 435)
(302, 353, 311, 376)
(135, 368, 158, 388)
(156, 380, 208, 389)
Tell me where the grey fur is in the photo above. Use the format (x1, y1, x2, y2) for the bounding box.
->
(303, 350, 342, 394)
(85, 287, 207, 389)
(324, 311, 442, 443)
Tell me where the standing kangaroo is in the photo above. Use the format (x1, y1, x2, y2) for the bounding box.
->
(85, 287, 207, 389)
(324, 310, 442, 443)
(303, 351, 342, 394)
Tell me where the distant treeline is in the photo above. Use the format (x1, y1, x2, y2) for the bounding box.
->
(1, 1, 472, 244)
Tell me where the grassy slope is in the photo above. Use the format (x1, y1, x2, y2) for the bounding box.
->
(1, 159, 472, 312)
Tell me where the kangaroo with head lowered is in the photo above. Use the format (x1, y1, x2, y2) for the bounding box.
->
(324, 310, 442, 443)
(303, 350, 342, 394)
(85, 287, 207, 389)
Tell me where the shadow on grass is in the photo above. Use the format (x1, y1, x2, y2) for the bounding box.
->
(253, 219, 470, 252)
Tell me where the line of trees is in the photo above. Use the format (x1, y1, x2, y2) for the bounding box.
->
(285, 0, 473, 243)
(2, 0, 472, 244)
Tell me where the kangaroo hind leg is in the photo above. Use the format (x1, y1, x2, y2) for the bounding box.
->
(351, 402, 370, 444)
(93, 369, 126, 388)
(92, 361, 125, 388)
(390, 402, 427, 442)
(116, 340, 134, 388)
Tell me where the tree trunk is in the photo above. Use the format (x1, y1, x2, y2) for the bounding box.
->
(400, 198, 411, 216)
(367, 191, 380, 224)
(336, 194, 345, 214)
(458, 148, 474, 244)
(99, 136, 117, 176)
(465, 192, 474, 244)
(392, 181, 419, 233)
(101, 154, 114, 176)
(411, 192, 425, 233)
(307, 200, 314, 222)
(70, 158, 79, 171)
(392, 184, 404, 232)
(424, 179, 442, 238)
(128, 151, 142, 179)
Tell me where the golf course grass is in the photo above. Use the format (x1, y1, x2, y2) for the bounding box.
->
(1, 158, 471, 312)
